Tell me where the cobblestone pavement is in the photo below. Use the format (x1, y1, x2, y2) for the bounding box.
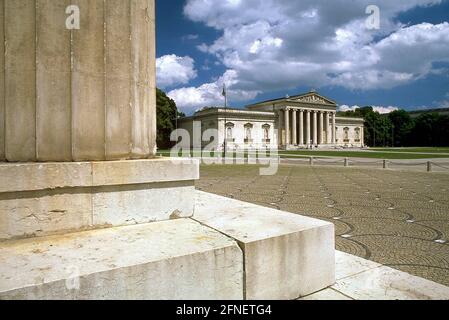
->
(197, 165, 449, 286)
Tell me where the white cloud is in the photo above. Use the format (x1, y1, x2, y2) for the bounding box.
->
(179, 0, 448, 97)
(167, 70, 260, 114)
(339, 105, 399, 114)
(156, 55, 198, 88)
(339, 105, 360, 112)
(372, 106, 399, 114)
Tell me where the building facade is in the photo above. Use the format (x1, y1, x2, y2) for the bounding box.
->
(179, 92, 365, 150)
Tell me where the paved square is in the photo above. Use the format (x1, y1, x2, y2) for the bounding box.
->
(197, 165, 449, 287)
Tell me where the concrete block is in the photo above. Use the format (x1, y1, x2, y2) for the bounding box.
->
(92, 182, 196, 226)
(91, 158, 200, 186)
(0, 162, 92, 193)
(0, 189, 93, 240)
(335, 250, 381, 281)
(194, 191, 335, 300)
(0, 219, 244, 300)
(332, 265, 449, 300)
(0, 159, 199, 240)
(300, 288, 352, 300)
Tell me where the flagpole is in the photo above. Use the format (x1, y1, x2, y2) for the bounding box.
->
(223, 84, 227, 157)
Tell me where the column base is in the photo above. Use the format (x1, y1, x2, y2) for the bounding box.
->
(0, 158, 199, 240)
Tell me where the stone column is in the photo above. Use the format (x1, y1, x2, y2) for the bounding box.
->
(284, 108, 290, 147)
(312, 111, 318, 146)
(292, 109, 297, 146)
(319, 112, 324, 145)
(305, 110, 311, 147)
(1, 0, 157, 162)
(299, 110, 304, 146)
(332, 113, 336, 145)
(325, 112, 330, 144)
(278, 110, 283, 147)
(0, 0, 198, 239)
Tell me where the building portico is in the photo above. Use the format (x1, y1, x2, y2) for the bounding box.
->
(180, 91, 365, 150)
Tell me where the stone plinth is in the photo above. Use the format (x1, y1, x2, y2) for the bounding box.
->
(0, 158, 199, 240)
(0, 219, 244, 300)
(194, 191, 335, 300)
(0, 0, 156, 162)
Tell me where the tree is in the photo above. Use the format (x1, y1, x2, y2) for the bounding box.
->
(411, 113, 449, 147)
(156, 88, 184, 149)
(388, 110, 414, 147)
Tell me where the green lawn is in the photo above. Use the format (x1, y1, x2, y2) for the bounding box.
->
(278, 150, 449, 159)
(157, 150, 449, 160)
(370, 147, 449, 154)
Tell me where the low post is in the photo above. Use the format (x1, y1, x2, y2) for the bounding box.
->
(427, 162, 433, 172)
(344, 158, 349, 167)
(383, 160, 388, 169)
(310, 157, 314, 166)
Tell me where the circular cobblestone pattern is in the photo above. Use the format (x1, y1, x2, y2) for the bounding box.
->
(197, 165, 449, 286)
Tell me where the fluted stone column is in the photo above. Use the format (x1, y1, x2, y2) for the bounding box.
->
(0, 0, 157, 162)
(299, 110, 304, 146)
(325, 112, 330, 144)
(319, 112, 324, 145)
(332, 113, 336, 145)
(312, 111, 318, 146)
(278, 110, 283, 147)
(292, 109, 297, 146)
(284, 108, 290, 147)
(306, 110, 311, 146)
(0, 0, 199, 241)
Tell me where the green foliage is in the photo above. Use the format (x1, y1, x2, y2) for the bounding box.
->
(338, 107, 449, 147)
(156, 88, 184, 149)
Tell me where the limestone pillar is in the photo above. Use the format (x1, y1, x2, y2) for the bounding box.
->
(0, 0, 157, 162)
(332, 113, 336, 145)
(306, 110, 311, 147)
(319, 112, 324, 145)
(325, 112, 330, 144)
(284, 108, 290, 147)
(292, 109, 297, 146)
(312, 111, 318, 146)
(0, 0, 198, 240)
(299, 110, 304, 146)
(278, 110, 283, 147)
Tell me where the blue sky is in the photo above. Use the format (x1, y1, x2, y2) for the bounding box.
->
(156, 0, 449, 115)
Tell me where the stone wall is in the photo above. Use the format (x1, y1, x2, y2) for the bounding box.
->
(0, 0, 156, 162)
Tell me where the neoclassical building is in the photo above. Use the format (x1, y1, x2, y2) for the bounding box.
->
(179, 91, 365, 150)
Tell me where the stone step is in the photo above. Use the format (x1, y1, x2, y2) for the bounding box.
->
(0, 218, 243, 300)
(0, 158, 199, 241)
(194, 191, 335, 300)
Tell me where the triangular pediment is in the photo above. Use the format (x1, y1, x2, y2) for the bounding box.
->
(289, 93, 336, 106)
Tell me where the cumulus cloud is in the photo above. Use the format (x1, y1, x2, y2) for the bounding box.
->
(339, 105, 399, 114)
(156, 55, 198, 88)
(167, 70, 260, 114)
(175, 0, 449, 106)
